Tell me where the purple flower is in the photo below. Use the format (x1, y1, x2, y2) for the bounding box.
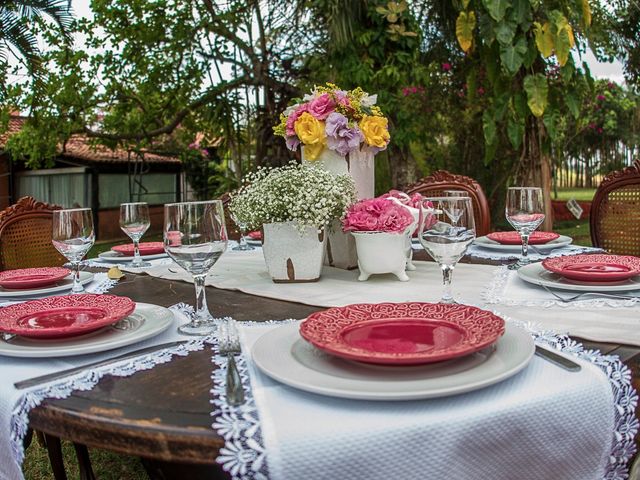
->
(597, 94, 606, 101)
(442, 63, 452, 71)
(325, 112, 364, 156)
(285, 135, 300, 151)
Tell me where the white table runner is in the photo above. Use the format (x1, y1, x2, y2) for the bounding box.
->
(210, 321, 636, 480)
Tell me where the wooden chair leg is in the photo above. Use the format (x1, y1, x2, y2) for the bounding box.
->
(42, 433, 67, 480)
(36, 430, 47, 448)
(23, 428, 34, 450)
(72, 442, 96, 480)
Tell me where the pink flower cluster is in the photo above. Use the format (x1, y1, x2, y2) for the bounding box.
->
(342, 197, 414, 233)
(402, 86, 425, 97)
(380, 190, 423, 208)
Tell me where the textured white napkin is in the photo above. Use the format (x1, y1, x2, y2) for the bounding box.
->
(238, 322, 614, 480)
(465, 243, 603, 261)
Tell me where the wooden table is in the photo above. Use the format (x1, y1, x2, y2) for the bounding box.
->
(26, 263, 640, 480)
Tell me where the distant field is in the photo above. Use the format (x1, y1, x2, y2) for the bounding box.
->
(552, 219, 592, 247)
(553, 188, 596, 202)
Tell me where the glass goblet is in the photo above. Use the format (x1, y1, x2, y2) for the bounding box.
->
(120, 202, 151, 267)
(442, 190, 470, 226)
(52, 208, 95, 294)
(164, 200, 228, 335)
(505, 187, 545, 268)
(417, 197, 476, 304)
(231, 214, 255, 252)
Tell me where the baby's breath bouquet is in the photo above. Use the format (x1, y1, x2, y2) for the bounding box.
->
(229, 162, 356, 233)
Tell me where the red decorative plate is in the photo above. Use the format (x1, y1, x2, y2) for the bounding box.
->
(247, 231, 262, 240)
(112, 242, 165, 256)
(0, 267, 70, 290)
(487, 231, 560, 245)
(299, 303, 505, 365)
(542, 254, 640, 282)
(0, 294, 136, 338)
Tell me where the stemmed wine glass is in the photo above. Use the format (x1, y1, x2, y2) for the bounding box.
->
(52, 208, 95, 294)
(120, 202, 151, 267)
(231, 213, 255, 251)
(505, 187, 545, 268)
(164, 200, 228, 335)
(417, 197, 476, 304)
(442, 190, 470, 226)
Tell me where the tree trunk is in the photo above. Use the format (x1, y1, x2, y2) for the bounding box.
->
(389, 144, 417, 189)
(514, 117, 553, 231)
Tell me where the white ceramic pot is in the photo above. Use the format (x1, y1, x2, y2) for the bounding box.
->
(351, 231, 410, 282)
(262, 222, 327, 283)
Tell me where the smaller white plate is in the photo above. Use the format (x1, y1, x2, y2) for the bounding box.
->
(97, 251, 168, 262)
(517, 262, 640, 292)
(252, 322, 534, 401)
(474, 235, 573, 253)
(0, 271, 94, 299)
(0, 303, 174, 357)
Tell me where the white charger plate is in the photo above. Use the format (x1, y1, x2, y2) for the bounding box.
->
(517, 262, 640, 292)
(252, 322, 534, 401)
(0, 271, 94, 299)
(473, 234, 573, 253)
(0, 302, 174, 357)
(97, 251, 168, 262)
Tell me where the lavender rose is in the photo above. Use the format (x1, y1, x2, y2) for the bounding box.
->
(325, 112, 364, 156)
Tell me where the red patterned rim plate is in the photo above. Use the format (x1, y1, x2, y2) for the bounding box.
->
(0, 267, 70, 290)
(487, 231, 560, 245)
(0, 294, 136, 338)
(112, 242, 165, 256)
(247, 230, 262, 240)
(543, 254, 640, 282)
(299, 303, 505, 365)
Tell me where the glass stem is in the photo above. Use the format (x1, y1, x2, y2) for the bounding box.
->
(193, 273, 211, 324)
(441, 264, 454, 303)
(71, 261, 84, 293)
(521, 232, 530, 263)
(239, 230, 248, 249)
(133, 239, 142, 266)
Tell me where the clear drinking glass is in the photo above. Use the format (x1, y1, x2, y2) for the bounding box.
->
(231, 213, 255, 251)
(164, 200, 228, 335)
(120, 202, 151, 267)
(417, 197, 476, 304)
(505, 187, 545, 267)
(442, 190, 470, 226)
(52, 208, 95, 294)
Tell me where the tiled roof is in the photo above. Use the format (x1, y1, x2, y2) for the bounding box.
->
(0, 116, 181, 165)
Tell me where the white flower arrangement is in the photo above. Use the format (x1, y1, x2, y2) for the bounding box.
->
(229, 162, 356, 233)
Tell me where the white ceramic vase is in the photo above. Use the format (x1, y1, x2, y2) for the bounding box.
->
(262, 222, 326, 283)
(351, 231, 410, 282)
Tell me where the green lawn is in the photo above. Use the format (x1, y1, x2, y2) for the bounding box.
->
(553, 188, 596, 202)
(553, 219, 592, 247)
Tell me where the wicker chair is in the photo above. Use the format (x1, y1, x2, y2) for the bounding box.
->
(590, 159, 640, 255)
(0, 196, 67, 271)
(405, 170, 492, 236)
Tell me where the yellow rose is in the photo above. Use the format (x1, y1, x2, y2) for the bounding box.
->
(359, 115, 390, 149)
(294, 112, 326, 161)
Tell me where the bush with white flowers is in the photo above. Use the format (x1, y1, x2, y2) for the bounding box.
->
(229, 162, 356, 233)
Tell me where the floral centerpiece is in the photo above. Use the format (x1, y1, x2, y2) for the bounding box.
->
(274, 84, 391, 162)
(229, 162, 356, 282)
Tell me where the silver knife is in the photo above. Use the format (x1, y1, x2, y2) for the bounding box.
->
(14, 340, 189, 390)
(535, 345, 581, 372)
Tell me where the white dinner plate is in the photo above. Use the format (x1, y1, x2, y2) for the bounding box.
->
(246, 239, 262, 247)
(252, 322, 534, 401)
(517, 262, 640, 292)
(97, 251, 168, 262)
(0, 302, 174, 358)
(473, 234, 573, 253)
(0, 271, 94, 299)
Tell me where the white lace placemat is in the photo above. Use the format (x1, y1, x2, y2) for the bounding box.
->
(210, 320, 637, 480)
(1, 303, 206, 480)
(465, 244, 603, 261)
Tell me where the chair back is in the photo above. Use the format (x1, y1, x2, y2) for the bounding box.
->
(0, 197, 67, 271)
(590, 159, 640, 255)
(404, 170, 492, 236)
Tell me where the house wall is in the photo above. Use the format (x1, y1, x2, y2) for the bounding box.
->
(97, 205, 165, 242)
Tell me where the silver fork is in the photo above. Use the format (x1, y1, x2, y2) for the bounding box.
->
(219, 318, 245, 406)
(541, 284, 639, 303)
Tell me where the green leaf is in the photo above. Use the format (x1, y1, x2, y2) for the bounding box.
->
(523, 73, 548, 117)
(565, 92, 579, 119)
(495, 20, 516, 46)
(533, 21, 554, 58)
(484, 138, 498, 165)
(483, 109, 497, 146)
(507, 116, 524, 150)
(511, 0, 532, 26)
(581, 0, 592, 27)
(543, 110, 558, 141)
(523, 37, 537, 67)
(493, 91, 511, 121)
(462, 0, 471, 8)
(513, 91, 528, 118)
(553, 15, 574, 66)
(482, 0, 510, 21)
(456, 11, 476, 53)
(500, 37, 527, 74)
(478, 12, 496, 45)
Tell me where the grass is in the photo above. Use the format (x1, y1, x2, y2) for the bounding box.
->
(23, 440, 146, 480)
(553, 188, 596, 202)
(553, 219, 592, 247)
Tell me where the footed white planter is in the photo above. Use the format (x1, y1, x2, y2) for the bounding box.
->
(262, 222, 326, 283)
(351, 231, 410, 282)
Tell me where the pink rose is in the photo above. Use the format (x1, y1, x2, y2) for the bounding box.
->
(308, 93, 336, 120)
(286, 103, 309, 136)
(342, 198, 413, 233)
